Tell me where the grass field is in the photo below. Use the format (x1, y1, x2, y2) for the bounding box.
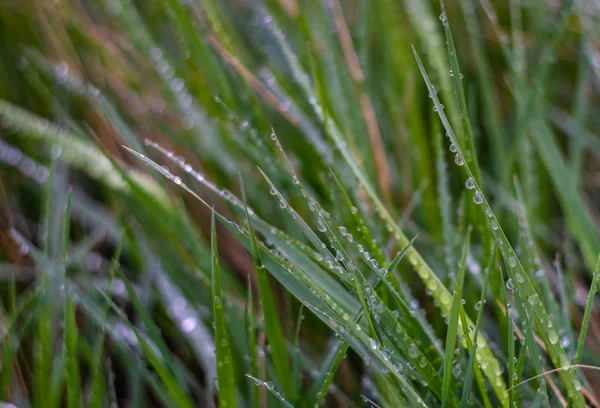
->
(1, 0, 600, 406)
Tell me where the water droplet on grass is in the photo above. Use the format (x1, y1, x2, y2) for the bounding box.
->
(506, 278, 514, 290)
(465, 177, 475, 190)
(368, 338, 380, 350)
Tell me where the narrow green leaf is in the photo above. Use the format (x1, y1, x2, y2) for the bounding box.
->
(64, 286, 82, 408)
(211, 210, 238, 408)
(575, 255, 600, 364)
(245, 281, 260, 408)
(460, 252, 492, 408)
(442, 227, 471, 408)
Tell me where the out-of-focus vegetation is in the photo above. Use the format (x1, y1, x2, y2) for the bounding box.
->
(1, 0, 600, 406)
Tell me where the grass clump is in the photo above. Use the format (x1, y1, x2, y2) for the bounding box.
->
(0, 0, 599, 407)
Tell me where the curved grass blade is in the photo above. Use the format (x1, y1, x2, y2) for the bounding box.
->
(245, 374, 294, 408)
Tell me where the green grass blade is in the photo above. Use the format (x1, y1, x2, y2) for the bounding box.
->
(438, 0, 481, 184)
(442, 227, 471, 408)
(460, 252, 492, 408)
(245, 281, 260, 408)
(64, 286, 82, 408)
(245, 375, 294, 408)
(575, 255, 600, 364)
(211, 210, 238, 408)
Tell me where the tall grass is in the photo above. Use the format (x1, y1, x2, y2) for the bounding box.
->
(0, 0, 599, 407)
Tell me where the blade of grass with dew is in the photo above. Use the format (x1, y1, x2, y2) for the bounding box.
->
(438, 0, 481, 184)
(493, 250, 517, 408)
(458, 0, 506, 179)
(241, 176, 293, 398)
(402, 0, 461, 136)
(413, 45, 587, 406)
(434, 125, 456, 280)
(291, 304, 304, 402)
(330, 172, 386, 265)
(575, 256, 600, 365)
(211, 211, 238, 408)
(460, 251, 493, 408)
(442, 227, 471, 408)
(245, 281, 260, 408)
(245, 374, 294, 408)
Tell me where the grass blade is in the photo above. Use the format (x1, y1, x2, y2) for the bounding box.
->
(575, 256, 600, 364)
(442, 227, 471, 408)
(211, 210, 238, 408)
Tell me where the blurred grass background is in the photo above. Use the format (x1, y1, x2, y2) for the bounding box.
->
(1, 0, 600, 407)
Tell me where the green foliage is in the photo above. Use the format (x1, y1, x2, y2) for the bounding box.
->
(0, 0, 599, 407)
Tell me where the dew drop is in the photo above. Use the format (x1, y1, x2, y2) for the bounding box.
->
(465, 177, 475, 190)
(368, 337, 380, 350)
(548, 330, 558, 345)
(472, 191, 483, 204)
(317, 219, 326, 232)
(505, 278, 514, 291)
(408, 344, 419, 359)
(454, 155, 464, 166)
